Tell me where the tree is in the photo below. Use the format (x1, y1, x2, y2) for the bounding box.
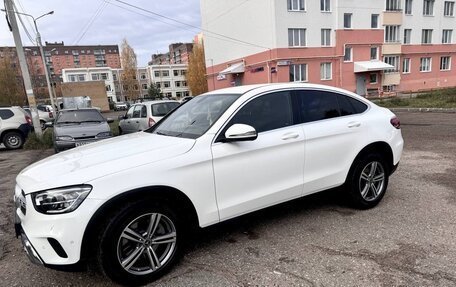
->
(147, 83, 161, 100)
(186, 43, 208, 96)
(120, 38, 139, 101)
(0, 56, 25, 106)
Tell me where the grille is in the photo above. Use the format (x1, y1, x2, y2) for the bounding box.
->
(74, 136, 96, 140)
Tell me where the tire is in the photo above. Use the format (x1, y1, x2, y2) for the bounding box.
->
(3, 131, 24, 150)
(40, 120, 46, 130)
(345, 153, 389, 209)
(97, 200, 182, 286)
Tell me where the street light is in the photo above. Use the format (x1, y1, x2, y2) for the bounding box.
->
(1, 9, 56, 111)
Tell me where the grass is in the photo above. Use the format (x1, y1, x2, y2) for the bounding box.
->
(24, 129, 54, 150)
(374, 88, 456, 109)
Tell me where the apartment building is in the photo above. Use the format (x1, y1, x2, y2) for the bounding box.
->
(201, 0, 456, 96)
(148, 64, 191, 98)
(149, 43, 194, 65)
(112, 67, 150, 101)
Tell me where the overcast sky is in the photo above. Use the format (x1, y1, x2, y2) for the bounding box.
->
(0, 0, 201, 66)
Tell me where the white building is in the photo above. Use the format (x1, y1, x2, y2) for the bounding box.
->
(61, 67, 117, 102)
(148, 64, 191, 99)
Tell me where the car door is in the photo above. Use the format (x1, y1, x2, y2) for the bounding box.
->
(295, 89, 369, 194)
(137, 105, 148, 131)
(211, 90, 305, 220)
(120, 105, 135, 133)
(130, 105, 143, 132)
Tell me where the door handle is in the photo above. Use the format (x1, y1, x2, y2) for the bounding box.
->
(348, 121, 361, 128)
(281, 132, 299, 140)
(135, 121, 139, 123)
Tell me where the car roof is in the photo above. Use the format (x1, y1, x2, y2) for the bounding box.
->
(59, 108, 100, 112)
(135, 100, 179, 105)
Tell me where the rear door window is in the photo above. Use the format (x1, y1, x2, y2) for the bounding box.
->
(152, 102, 180, 117)
(126, 106, 134, 119)
(132, 105, 142, 118)
(140, 105, 147, 118)
(295, 90, 341, 123)
(0, 109, 14, 120)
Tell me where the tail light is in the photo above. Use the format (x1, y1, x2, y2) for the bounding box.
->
(49, 112, 53, 119)
(390, 116, 401, 129)
(148, 118, 156, 127)
(25, 115, 32, 125)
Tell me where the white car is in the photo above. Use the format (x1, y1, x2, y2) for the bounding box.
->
(14, 83, 403, 285)
(118, 100, 180, 134)
(0, 106, 32, 149)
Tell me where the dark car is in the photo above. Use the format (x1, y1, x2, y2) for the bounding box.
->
(51, 108, 114, 153)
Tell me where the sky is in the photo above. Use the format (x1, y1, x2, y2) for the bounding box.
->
(0, 0, 201, 66)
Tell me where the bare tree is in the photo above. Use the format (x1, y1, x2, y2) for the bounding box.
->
(186, 43, 208, 96)
(120, 38, 139, 101)
(0, 56, 26, 106)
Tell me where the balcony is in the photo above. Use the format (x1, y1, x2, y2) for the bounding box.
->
(382, 43, 402, 55)
(383, 11, 403, 25)
(382, 72, 401, 86)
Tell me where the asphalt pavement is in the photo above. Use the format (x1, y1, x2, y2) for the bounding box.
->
(0, 111, 455, 286)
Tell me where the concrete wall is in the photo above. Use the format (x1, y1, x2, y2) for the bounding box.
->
(60, 81, 110, 112)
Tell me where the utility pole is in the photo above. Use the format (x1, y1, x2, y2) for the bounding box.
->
(4, 0, 42, 136)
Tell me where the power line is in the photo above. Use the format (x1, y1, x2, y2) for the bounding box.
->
(12, 0, 35, 45)
(206, 0, 252, 24)
(112, 0, 270, 50)
(105, 1, 268, 51)
(15, 0, 35, 37)
(73, 0, 108, 45)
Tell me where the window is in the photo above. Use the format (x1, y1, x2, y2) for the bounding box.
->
(154, 71, 160, 77)
(288, 28, 306, 47)
(369, 73, 378, 84)
(385, 25, 400, 42)
(386, 0, 401, 11)
(289, 64, 307, 82)
(173, 70, 179, 76)
(405, 0, 413, 14)
(344, 13, 352, 29)
(91, 74, 99, 81)
(175, 81, 181, 87)
(321, 0, 330, 11)
(296, 90, 340, 122)
(182, 81, 187, 87)
(142, 84, 148, 90)
(420, 57, 432, 72)
(444, 1, 454, 16)
(371, 14, 379, 28)
(162, 70, 169, 77)
(180, 70, 187, 76)
(228, 91, 293, 133)
(423, 0, 434, 15)
(404, 29, 412, 44)
(101, 73, 108, 80)
(344, 47, 352, 62)
(132, 105, 142, 118)
(140, 105, 147, 118)
(151, 102, 180, 117)
(77, 74, 85, 82)
(287, 0, 305, 11)
(0, 109, 14, 120)
(106, 85, 111, 92)
(403, 58, 411, 73)
(320, 62, 332, 80)
(321, 29, 331, 46)
(337, 94, 368, 116)
(163, 81, 170, 88)
(442, 29, 453, 43)
(370, 47, 379, 60)
(384, 56, 400, 72)
(422, 29, 433, 44)
(113, 74, 117, 81)
(140, 73, 146, 79)
(440, 56, 451, 70)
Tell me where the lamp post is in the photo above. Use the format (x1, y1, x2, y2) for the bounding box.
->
(2, 9, 56, 111)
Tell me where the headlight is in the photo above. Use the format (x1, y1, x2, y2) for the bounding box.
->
(56, 136, 73, 141)
(31, 185, 92, 214)
(96, 132, 112, 138)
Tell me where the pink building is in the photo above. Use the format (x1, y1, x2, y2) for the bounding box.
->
(201, 0, 456, 96)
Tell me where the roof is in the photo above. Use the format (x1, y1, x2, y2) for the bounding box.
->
(354, 61, 394, 73)
(219, 62, 245, 75)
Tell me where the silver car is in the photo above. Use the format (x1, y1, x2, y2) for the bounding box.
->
(118, 100, 180, 134)
(51, 108, 113, 153)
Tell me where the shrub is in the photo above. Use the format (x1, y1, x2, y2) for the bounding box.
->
(24, 129, 54, 150)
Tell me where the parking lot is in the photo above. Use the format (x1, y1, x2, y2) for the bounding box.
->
(0, 111, 455, 286)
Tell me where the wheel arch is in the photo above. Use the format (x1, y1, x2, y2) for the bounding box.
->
(80, 185, 199, 262)
(350, 141, 394, 175)
(0, 129, 25, 142)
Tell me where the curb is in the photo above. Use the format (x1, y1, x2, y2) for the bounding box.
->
(389, 108, 456, 113)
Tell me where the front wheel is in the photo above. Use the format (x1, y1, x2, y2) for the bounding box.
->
(345, 154, 389, 209)
(3, 131, 24, 150)
(97, 201, 181, 285)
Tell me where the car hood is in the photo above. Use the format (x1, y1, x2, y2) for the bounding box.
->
(54, 122, 110, 137)
(17, 132, 195, 194)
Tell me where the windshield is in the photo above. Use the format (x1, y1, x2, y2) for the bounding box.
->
(148, 94, 240, 139)
(151, 102, 180, 117)
(56, 109, 105, 124)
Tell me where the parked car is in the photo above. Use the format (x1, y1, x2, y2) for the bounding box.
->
(14, 83, 403, 285)
(118, 100, 180, 134)
(114, 101, 128, 111)
(23, 107, 54, 130)
(50, 108, 113, 153)
(0, 106, 31, 149)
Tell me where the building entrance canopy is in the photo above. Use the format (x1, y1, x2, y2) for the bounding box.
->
(219, 62, 245, 75)
(354, 61, 394, 73)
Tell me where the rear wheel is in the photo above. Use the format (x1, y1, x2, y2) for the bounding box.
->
(345, 154, 389, 209)
(3, 131, 24, 150)
(97, 200, 181, 286)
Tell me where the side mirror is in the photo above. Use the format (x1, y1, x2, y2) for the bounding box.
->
(106, 117, 114, 123)
(222, 124, 257, 142)
(44, 122, 54, 128)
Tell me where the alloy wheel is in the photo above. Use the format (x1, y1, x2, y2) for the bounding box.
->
(117, 213, 177, 275)
(359, 161, 385, 201)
